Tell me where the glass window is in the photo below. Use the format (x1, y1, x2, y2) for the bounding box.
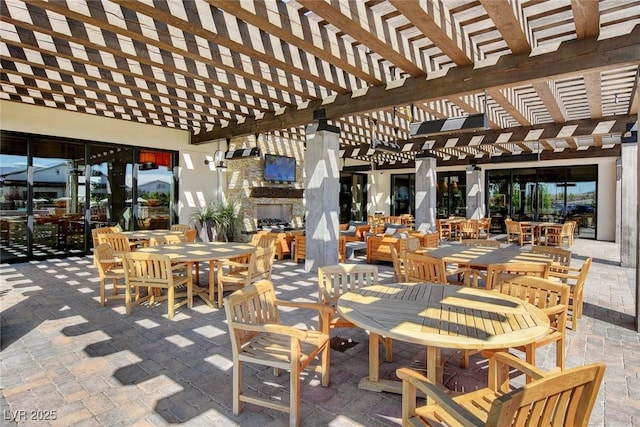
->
(487, 165, 597, 239)
(136, 150, 173, 230)
(391, 174, 414, 216)
(436, 172, 466, 218)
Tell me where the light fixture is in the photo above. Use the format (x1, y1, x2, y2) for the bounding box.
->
(213, 149, 227, 169)
(410, 113, 489, 137)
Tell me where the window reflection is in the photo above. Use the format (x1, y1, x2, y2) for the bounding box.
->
(1, 133, 177, 262)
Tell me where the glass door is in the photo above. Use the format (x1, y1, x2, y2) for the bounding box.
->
(0, 135, 29, 262)
(32, 139, 87, 256)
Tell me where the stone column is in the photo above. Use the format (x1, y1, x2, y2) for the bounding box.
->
(621, 139, 637, 268)
(304, 121, 340, 272)
(466, 168, 483, 219)
(414, 154, 437, 229)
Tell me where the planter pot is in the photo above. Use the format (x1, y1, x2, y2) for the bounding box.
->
(195, 220, 216, 242)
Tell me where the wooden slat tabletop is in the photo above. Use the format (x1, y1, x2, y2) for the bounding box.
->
(337, 283, 550, 350)
(424, 245, 552, 269)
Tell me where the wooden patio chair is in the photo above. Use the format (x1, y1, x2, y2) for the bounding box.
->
(494, 275, 570, 375)
(457, 219, 479, 240)
(404, 252, 480, 287)
(548, 257, 593, 331)
(170, 224, 192, 232)
(101, 232, 136, 255)
(317, 264, 393, 361)
(505, 219, 534, 246)
(477, 217, 492, 239)
(397, 352, 605, 427)
(148, 234, 187, 246)
(216, 251, 256, 309)
(484, 261, 550, 290)
(293, 234, 306, 263)
(122, 252, 193, 320)
(224, 280, 331, 427)
(184, 228, 197, 242)
(435, 218, 452, 241)
(531, 244, 571, 267)
(544, 221, 575, 247)
(94, 242, 145, 307)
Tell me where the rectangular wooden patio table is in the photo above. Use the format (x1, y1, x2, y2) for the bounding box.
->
(336, 283, 550, 399)
(136, 241, 255, 308)
(424, 244, 553, 269)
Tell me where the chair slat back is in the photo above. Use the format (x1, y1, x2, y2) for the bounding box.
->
(170, 224, 192, 232)
(149, 234, 187, 246)
(486, 363, 605, 427)
(404, 252, 448, 284)
(497, 275, 569, 331)
(252, 246, 276, 282)
(224, 280, 280, 349)
(531, 245, 571, 266)
(485, 261, 550, 290)
(102, 233, 133, 254)
(250, 231, 278, 248)
(122, 252, 174, 287)
(318, 264, 378, 307)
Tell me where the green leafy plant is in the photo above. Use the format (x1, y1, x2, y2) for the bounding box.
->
(212, 198, 243, 242)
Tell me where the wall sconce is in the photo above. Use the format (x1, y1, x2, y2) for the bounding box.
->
(205, 150, 227, 169)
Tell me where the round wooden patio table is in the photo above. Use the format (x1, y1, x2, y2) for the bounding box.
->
(137, 242, 255, 308)
(337, 283, 550, 398)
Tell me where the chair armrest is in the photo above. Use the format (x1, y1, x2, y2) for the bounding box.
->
(275, 299, 334, 315)
(229, 321, 311, 341)
(275, 299, 334, 334)
(396, 368, 482, 426)
(485, 351, 549, 382)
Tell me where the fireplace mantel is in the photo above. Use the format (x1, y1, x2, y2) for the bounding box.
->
(251, 187, 304, 198)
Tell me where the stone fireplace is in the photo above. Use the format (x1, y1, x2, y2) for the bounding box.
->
(256, 203, 293, 227)
(223, 153, 305, 235)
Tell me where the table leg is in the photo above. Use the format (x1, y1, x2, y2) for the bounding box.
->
(426, 346, 442, 404)
(369, 332, 380, 382)
(191, 261, 215, 309)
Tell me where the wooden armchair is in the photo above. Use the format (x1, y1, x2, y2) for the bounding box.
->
(217, 251, 255, 308)
(397, 352, 605, 427)
(94, 243, 144, 307)
(224, 280, 331, 427)
(403, 252, 481, 287)
(496, 275, 570, 374)
(317, 264, 392, 361)
(101, 232, 137, 255)
(484, 261, 550, 290)
(544, 221, 575, 247)
(122, 252, 193, 319)
(293, 234, 306, 263)
(531, 245, 571, 267)
(505, 219, 534, 245)
(548, 257, 592, 331)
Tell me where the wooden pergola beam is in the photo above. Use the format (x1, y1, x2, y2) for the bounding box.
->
(192, 27, 640, 143)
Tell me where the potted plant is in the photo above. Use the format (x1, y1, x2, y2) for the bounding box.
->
(191, 201, 216, 242)
(212, 198, 243, 242)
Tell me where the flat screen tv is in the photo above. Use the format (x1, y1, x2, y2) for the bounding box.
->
(264, 154, 296, 183)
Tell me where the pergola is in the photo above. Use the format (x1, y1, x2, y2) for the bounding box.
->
(1, 1, 639, 327)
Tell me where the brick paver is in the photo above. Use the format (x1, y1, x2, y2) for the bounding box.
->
(1, 238, 638, 426)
